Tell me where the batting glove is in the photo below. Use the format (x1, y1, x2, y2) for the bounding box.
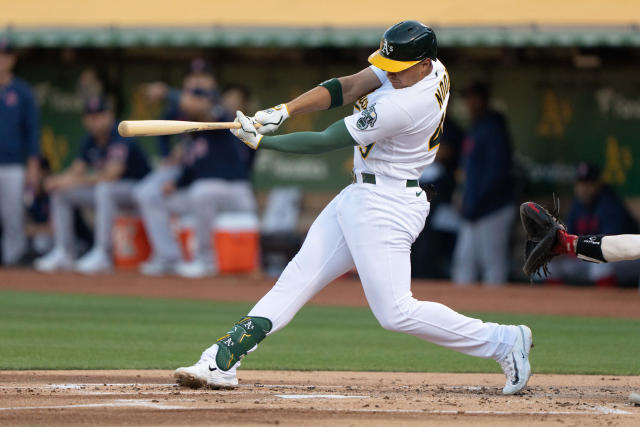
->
(253, 104, 289, 135)
(231, 111, 263, 149)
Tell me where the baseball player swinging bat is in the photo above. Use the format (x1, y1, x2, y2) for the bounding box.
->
(173, 20, 534, 397)
(117, 120, 261, 137)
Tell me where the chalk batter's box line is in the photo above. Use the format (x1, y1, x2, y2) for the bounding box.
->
(0, 400, 633, 415)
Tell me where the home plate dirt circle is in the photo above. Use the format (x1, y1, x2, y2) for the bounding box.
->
(1, 370, 639, 426)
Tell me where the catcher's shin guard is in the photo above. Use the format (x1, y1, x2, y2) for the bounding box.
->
(215, 316, 272, 371)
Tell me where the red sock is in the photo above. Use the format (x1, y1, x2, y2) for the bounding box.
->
(553, 229, 578, 255)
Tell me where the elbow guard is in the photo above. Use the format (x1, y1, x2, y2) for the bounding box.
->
(319, 78, 343, 109)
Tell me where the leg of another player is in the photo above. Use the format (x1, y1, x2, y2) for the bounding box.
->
(476, 205, 515, 285)
(36, 186, 94, 272)
(93, 180, 137, 254)
(133, 170, 183, 264)
(178, 179, 256, 278)
(75, 180, 137, 273)
(52, 187, 95, 255)
(174, 180, 225, 277)
(189, 180, 221, 266)
(451, 220, 479, 285)
(0, 165, 26, 264)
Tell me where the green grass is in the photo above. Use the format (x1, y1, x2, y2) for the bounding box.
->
(0, 291, 639, 375)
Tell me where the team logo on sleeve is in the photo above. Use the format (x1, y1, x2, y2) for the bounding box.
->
(356, 105, 377, 130)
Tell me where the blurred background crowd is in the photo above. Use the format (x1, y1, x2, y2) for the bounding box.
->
(1, 0, 639, 287)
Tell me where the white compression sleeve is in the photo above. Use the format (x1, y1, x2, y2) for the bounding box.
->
(601, 234, 640, 262)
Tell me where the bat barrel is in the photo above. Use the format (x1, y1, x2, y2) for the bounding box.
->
(118, 120, 250, 137)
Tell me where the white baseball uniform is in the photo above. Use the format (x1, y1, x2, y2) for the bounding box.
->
(220, 60, 520, 363)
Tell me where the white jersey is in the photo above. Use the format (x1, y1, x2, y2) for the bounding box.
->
(344, 60, 450, 180)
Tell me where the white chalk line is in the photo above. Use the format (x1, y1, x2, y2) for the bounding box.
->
(0, 383, 177, 390)
(0, 399, 186, 411)
(0, 402, 631, 416)
(275, 394, 370, 399)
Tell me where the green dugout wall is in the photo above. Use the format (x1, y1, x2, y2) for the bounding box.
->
(12, 46, 640, 196)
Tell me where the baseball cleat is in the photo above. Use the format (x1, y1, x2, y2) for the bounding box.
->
(175, 259, 217, 279)
(499, 325, 533, 395)
(34, 248, 74, 272)
(174, 352, 238, 389)
(75, 248, 112, 274)
(139, 257, 177, 276)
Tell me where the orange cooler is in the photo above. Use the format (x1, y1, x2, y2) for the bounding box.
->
(112, 215, 151, 269)
(213, 213, 260, 273)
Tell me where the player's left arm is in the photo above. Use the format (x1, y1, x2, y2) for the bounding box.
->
(253, 67, 382, 134)
(233, 112, 355, 154)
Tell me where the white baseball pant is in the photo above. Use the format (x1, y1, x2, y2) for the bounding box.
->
(248, 182, 518, 361)
(134, 177, 256, 265)
(50, 180, 137, 256)
(0, 165, 26, 264)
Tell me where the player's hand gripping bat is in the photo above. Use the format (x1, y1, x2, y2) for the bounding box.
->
(117, 120, 261, 137)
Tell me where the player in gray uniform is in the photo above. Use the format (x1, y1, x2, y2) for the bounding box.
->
(174, 21, 533, 396)
(134, 75, 256, 278)
(0, 38, 40, 265)
(34, 96, 150, 273)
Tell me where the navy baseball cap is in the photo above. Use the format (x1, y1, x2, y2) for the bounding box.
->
(187, 58, 212, 76)
(0, 37, 14, 53)
(83, 95, 112, 114)
(576, 162, 601, 182)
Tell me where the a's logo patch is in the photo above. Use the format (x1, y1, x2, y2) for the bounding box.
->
(356, 105, 377, 130)
(381, 39, 394, 56)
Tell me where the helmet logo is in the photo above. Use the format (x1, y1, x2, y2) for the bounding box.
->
(381, 39, 394, 56)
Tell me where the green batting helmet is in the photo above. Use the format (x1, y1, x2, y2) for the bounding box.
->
(368, 21, 437, 72)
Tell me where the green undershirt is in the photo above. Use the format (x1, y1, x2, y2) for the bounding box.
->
(260, 119, 356, 154)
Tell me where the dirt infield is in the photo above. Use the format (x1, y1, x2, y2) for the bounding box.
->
(1, 370, 639, 426)
(0, 268, 639, 318)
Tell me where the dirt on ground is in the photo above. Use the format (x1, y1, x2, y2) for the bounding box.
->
(1, 370, 639, 426)
(1, 269, 640, 425)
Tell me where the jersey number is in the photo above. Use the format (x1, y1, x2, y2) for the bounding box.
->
(428, 113, 446, 151)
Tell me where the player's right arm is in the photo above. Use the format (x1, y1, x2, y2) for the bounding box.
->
(253, 67, 382, 134)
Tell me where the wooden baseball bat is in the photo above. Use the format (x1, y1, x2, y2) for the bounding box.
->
(117, 120, 261, 137)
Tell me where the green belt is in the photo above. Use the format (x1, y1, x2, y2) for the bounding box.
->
(353, 172, 419, 188)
